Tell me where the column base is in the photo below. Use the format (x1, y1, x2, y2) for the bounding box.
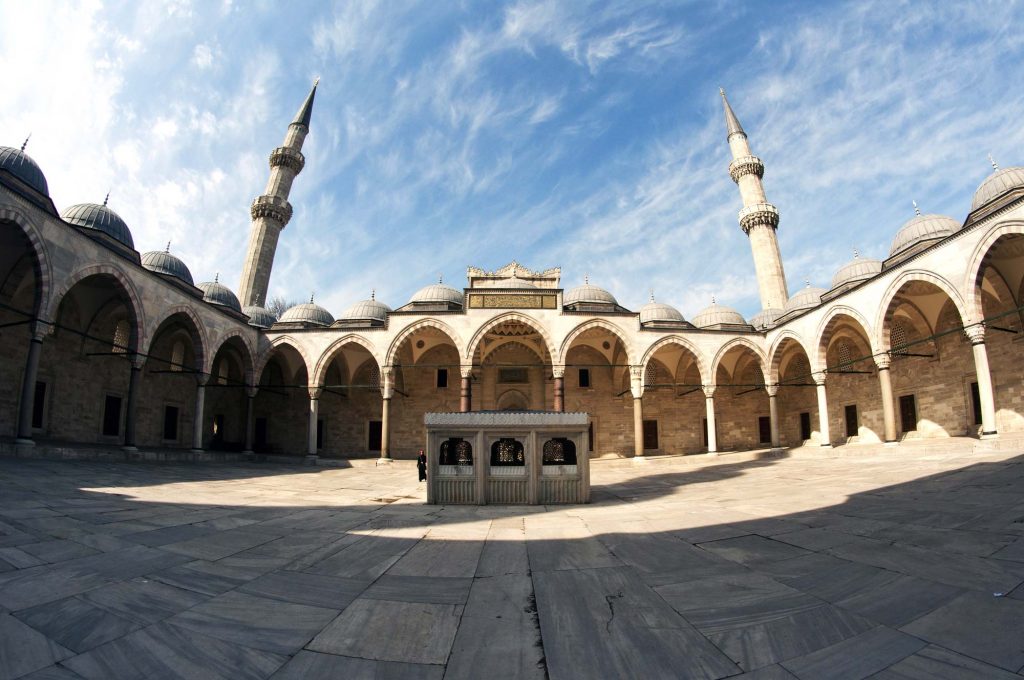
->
(819, 443, 832, 448)
(769, 447, 786, 455)
(980, 431, 999, 440)
(376, 457, 394, 466)
(883, 440, 899, 447)
(707, 450, 719, 456)
(14, 438, 35, 447)
(304, 454, 318, 465)
(190, 448, 204, 453)
(122, 446, 138, 452)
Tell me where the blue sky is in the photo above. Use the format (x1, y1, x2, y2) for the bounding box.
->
(3, 0, 1024, 318)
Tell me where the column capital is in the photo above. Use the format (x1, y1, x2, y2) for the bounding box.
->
(195, 373, 209, 387)
(874, 354, 891, 370)
(964, 324, 986, 345)
(460, 364, 474, 379)
(765, 384, 779, 397)
(813, 373, 827, 386)
(380, 366, 395, 399)
(703, 385, 716, 398)
(30, 320, 50, 342)
(130, 355, 146, 371)
(308, 386, 323, 400)
(629, 365, 644, 399)
(246, 385, 259, 399)
(551, 364, 566, 379)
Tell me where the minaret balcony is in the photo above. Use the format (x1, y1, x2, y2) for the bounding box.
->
(728, 155, 764, 183)
(250, 194, 293, 226)
(738, 202, 779, 233)
(269, 146, 305, 174)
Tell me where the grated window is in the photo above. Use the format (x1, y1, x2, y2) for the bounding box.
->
(112, 320, 130, 354)
(837, 341, 852, 368)
(171, 340, 185, 372)
(891, 322, 909, 354)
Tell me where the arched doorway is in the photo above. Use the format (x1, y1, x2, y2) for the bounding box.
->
(317, 339, 382, 457)
(141, 312, 205, 448)
(255, 343, 309, 455)
(640, 339, 706, 454)
(204, 336, 253, 451)
(713, 342, 769, 451)
(771, 337, 818, 446)
(817, 314, 882, 444)
(563, 324, 631, 456)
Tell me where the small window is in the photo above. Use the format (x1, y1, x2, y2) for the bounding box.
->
(440, 438, 473, 465)
(970, 382, 982, 425)
(758, 416, 771, 444)
(542, 438, 577, 465)
(102, 395, 122, 437)
(163, 405, 179, 441)
(844, 404, 858, 438)
(112, 320, 130, 354)
(170, 340, 185, 372)
(799, 412, 811, 440)
(490, 437, 525, 466)
(31, 381, 46, 430)
(642, 419, 658, 450)
(578, 368, 591, 388)
(216, 360, 228, 386)
(436, 368, 448, 389)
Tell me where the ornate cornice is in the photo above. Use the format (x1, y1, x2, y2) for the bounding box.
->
(250, 194, 293, 226)
(424, 412, 589, 426)
(738, 202, 780, 233)
(269, 146, 305, 174)
(729, 155, 764, 183)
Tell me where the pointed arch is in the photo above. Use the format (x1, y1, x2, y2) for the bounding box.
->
(558, 319, 635, 366)
(639, 335, 708, 384)
(255, 335, 314, 385)
(964, 220, 1024, 321)
(312, 333, 381, 387)
(48, 262, 146, 354)
(814, 305, 875, 371)
(710, 337, 768, 385)
(464, 311, 556, 362)
(767, 331, 814, 383)
(146, 305, 210, 373)
(0, 205, 53, 319)
(875, 270, 970, 351)
(207, 328, 256, 383)
(385, 318, 463, 367)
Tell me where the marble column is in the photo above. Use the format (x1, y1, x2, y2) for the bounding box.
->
(123, 358, 144, 450)
(814, 375, 831, 447)
(380, 367, 394, 459)
(307, 386, 321, 458)
(553, 365, 565, 413)
(966, 326, 998, 437)
(242, 386, 257, 453)
(875, 355, 898, 443)
(460, 364, 473, 412)
(630, 366, 644, 457)
(766, 384, 780, 448)
(704, 386, 718, 454)
(15, 325, 45, 444)
(191, 375, 208, 452)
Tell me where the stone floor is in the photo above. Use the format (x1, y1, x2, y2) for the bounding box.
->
(1, 448, 1024, 680)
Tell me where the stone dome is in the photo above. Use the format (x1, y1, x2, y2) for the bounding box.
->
(243, 305, 278, 329)
(0, 145, 48, 196)
(750, 308, 783, 330)
(61, 200, 135, 249)
(785, 285, 827, 312)
(410, 282, 463, 306)
(639, 300, 685, 324)
(692, 301, 746, 328)
(889, 213, 959, 257)
(341, 295, 391, 322)
(141, 247, 194, 286)
(972, 166, 1024, 211)
(197, 277, 241, 313)
(564, 282, 617, 306)
(831, 253, 882, 289)
(279, 300, 334, 327)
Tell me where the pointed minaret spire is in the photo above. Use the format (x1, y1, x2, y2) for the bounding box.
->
(20, 134, 31, 151)
(721, 88, 788, 312)
(989, 154, 999, 171)
(719, 88, 745, 138)
(238, 79, 320, 307)
(913, 200, 921, 216)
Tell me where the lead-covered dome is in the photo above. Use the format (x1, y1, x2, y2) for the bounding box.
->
(141, 246, 194, 286)
(341, 294, 391, 322)
(639, 300, 685, 324)
(410, 282, 463, 306)
(972, 166, 1024, 211)
(61, 200, 135, 249)
(692, 301, 746, 328)
(197, 277, 241, 313)
(890, 212, 958, 257)
(785, 285, 827, 312)
(243, 305, 277, 329)
(750, 308, 782, 330)
(831, 253, 881, 290)
(564, 281, 617, 306)
(279, 300, 334, 327)
(0, 144, 48, 196)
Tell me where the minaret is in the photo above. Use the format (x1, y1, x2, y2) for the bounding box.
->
(238, 79, 318, 308)
(720, 88, 789, 311)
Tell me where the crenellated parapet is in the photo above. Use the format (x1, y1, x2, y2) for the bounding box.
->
(738, 202, 780, 233)
(250, 194, 293, 226)
(729, 155, 764, 183)
(269, 146, 305, 174)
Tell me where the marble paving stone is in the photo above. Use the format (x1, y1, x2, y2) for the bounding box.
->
(728, 666, 798, 680)
(20, 541, 99, 564)
(161, 527, 281, 561)
(708, 604, 875, 671)
(0, 546, 45, 569)
(780, 559, 900, 603)
(15, 665, 86, 679)
(900, 590, 1024, 671)
(0, 565, 109, 611)
(774, 527, 862, 551)
(362, 575, 472, 605)
(868, 524, 1016, 557)
(598, 531, 748, 586)
(534, 566, 739, 680)
(698, 535, 812, 567)
(655, 572, 822, 634)
(475, 524, 530, 576)
(280, 533, 365, 571)
(123, 524, 216, 548)
(870, 644, 1022, 679)
(66, 545, 193, 580)
(150, 560, 260, 596)
(991, 536, 1024, 561)
(78, 578, 209, 625)
(778, 625, 925, 679)
(238, 570, 368, 609)
(61, 621, 288, 680)
(269, 650, 443, 680)
(756, 553, 850, 579)
(387, 539, 484, 578)
(15, 596, 141, 653)
(168, 590, 339, 655)
(525, 526, 622, 573)
(308, 598, 462, 665)
(832, 575, 962, 627)
(305, 534, 419, 580)
(0, 612, 73, 680)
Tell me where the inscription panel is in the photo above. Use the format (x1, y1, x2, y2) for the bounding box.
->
(468, 293, 557, 309)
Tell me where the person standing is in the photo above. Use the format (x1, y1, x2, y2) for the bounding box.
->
(417, 449, 427, 482)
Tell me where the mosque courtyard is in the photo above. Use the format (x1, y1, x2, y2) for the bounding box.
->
(0, 446, 1023, 679)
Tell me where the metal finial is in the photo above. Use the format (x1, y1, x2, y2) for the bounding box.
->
(912, 200, 920, 216)
(165, 241, 171, 253)
(989, 154, 999, 170)
(719, 87, 726, 97)
(853, 248, 859, 259)
(711, 295, 716, 304)
(313, 76, 320, 87)
(371, 289, 375, 300)
(214, 273, 219, 283)
(310, 292, 315, 304)
(649, 289, 655, 303)
(438, 273, 443, 284)
(584, 273, 589, 285)
(20, 134, 31, 151)
(103, 191, 110, 206)
(805, 278, 810, 288)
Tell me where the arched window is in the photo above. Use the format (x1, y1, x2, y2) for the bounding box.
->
(836, 341, 852, 368)
(170, 340, 185, 372)
(890, 322, 910, 356)
(542, 438, 577, 465)
(490, 437, 525, 466)
(439, 438, 473, 466)
(112, 320, 130, 354)
(216, 359, 229, 385)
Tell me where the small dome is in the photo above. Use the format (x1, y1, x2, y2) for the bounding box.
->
(831, 253, 882, 289)
(692, 301, 746, 328)
(141, 247, 194, 286)
(785, 285, 827, 312)
(750, 308, 783, 330)
(341, 295, 392, 322)
(0, 144, 48, 196)
(972, 166, 1024, 211)
(410, 282, 463, 306)
(889, 213, 958, 257)
(197, 278, 241, 313)
(639, 300, 684, 324)
(243, 305, 278, 329)
(279, 301, 334, 327)
(564, 281, 617, 306)
(61, 200, 135, 249)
